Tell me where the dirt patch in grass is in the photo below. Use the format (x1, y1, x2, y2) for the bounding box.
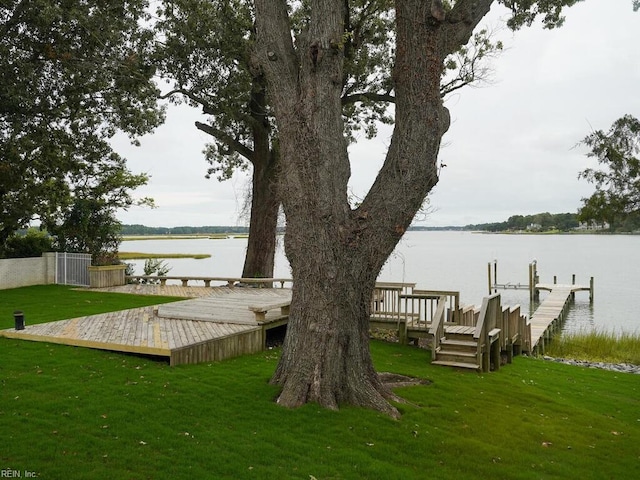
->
(378, 372, 431, 387)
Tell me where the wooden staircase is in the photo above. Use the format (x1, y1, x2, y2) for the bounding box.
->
(429, 294, 503, 372)
(432, 325, 481, 371)
(369, 286, 532, 373)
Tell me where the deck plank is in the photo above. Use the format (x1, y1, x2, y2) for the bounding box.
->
(0, 287, 291, 366)
(530, 286, 577, 351)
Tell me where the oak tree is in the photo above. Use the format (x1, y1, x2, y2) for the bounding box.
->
(155, 0, 280, 279)
(153, 0, 502, 280)
(252, 0, 579, 416)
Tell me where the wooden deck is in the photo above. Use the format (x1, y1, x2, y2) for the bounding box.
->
(0, 287, 292, 366)
(530, 284, 591, 353)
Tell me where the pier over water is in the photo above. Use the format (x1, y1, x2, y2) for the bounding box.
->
(488, 260, 594, 352)
(530, 283, 592, 353)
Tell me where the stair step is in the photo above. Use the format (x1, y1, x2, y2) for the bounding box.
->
(440, 339, 477, 348)
(435, 349, 478, 365)
(438, 349, 476, 358)
(432, 360, 481, 371)
(445, 333, 477, 342)
(444, 325, 476, 335)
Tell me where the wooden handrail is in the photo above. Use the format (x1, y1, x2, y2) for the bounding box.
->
(473, 293, 501, 340)
(375, 281, 416, 294)
(413, 289, 460, 324)
(474, 293, 502, 372)
(428, 295, 448, 354)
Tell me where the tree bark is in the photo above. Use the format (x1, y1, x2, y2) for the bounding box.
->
(241, 150, 279, 280)
(253, 0, 493, 415)
(243, 72, 280, 281)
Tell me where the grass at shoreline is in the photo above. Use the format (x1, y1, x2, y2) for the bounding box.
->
(118, 252, 211, 260)
(546, 328, 640, 364)
(1, 286, 639, 479)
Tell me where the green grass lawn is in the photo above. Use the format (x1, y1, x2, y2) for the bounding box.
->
(1, 286, 639, 479)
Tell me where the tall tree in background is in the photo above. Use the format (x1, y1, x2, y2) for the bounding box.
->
(154, 0, 502, 280)
(0, 1, 163, 255)
(578, 114, 640, 231)
(155, 0, 279, 279)
(252, 0, 580, 416)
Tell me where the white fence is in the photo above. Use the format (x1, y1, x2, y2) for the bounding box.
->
(0, 252, 91, 290)
(56, 252, 91, 286)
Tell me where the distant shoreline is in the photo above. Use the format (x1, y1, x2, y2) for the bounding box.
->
(120, 229, 639, 238)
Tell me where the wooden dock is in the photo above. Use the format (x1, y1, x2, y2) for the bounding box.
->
(1, 277, 593, 369)
(529, 283, 591, 353)
(0, 287, 292, 366)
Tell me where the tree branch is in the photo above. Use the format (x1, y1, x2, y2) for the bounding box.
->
(161, 86, 265, 132)
(342, 91, 395, 106)
(195, 121, 255, 164)
(442, 0, 495, 55)
(253, 0, 300, 114)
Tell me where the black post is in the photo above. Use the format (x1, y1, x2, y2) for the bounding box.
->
(13, 310, 24, 330)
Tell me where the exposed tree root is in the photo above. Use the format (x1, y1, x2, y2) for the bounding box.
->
(272, 371, 431, 419)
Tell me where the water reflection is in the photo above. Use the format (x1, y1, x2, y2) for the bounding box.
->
(563, 300, 596, 332)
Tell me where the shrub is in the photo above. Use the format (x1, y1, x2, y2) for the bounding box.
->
(1, 229, 53, 258)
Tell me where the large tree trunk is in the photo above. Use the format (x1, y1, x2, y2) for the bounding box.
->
(254, 0, 492, 415)
(240, 71, 280, 281)
(241, 150, 279, 280)
(271, 245, 398, 415)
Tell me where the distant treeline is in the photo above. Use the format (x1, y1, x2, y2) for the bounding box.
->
(122, 214, 581, 236)
(463, 212, 580, 232)
(121, 213, 583, 237)
(121, 225, 250, 235)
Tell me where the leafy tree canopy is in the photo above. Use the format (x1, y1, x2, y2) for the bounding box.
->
(154, 0, 505, 180)
(0, 0, 163, 254)
(578, 115, 640, 231)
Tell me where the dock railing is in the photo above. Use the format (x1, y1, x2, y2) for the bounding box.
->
(369, 287, 458, 345)
(400, 289, 460, 327)
(458, 304, 479, 326)
(508, 305, 531, 356)
(370, 282, 416, 320)
(369, 282, 417, 343)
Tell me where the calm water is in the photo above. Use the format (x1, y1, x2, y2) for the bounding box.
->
(121, 231, 640, 333)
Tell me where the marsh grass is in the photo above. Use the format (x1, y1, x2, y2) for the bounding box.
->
(546, 328, 640, 364)
(0, 286, 639, 479)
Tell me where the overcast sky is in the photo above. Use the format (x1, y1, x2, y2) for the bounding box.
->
(113, 0, 640, 228)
